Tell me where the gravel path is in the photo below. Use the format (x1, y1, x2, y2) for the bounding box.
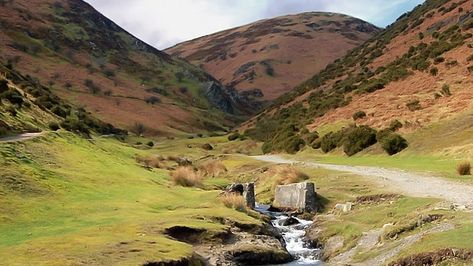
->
(0, 132, 44, 143)
(252, 155, 473, 209)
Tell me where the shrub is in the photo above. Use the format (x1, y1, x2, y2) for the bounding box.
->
(311, 139, 322, 149)
(389, 120, 403, 131)
(342, 126, 377, 156)
(441, 84, 451, 96)
(457, 162, 471, 176)
(406, 100, 421, 111)
(433, 57, 445, 64)
(284, 137, 306, 154)
(379, 133, 408, 155)
(0, 79, 8, 93)
(5, 105, 17, 116)
(262, 142, 272, 154)
(145, 96, 160, 105)
(48, 122, 60, 131)
(84, 79, 101, 94)
(221, 193, 247, 212)
(228, 132, 241, 141)
(304, 132, 319, 144)
(430, 67, 438, 76)
(131, 122, 146, 136)
(353, 110, 367, 120)
(1, 89, 24, 107)
(320, 131, 343, 153)
(468, 65, 473, 73)
(198, 160, 227, 177)
(171, 166, 203, 187)
(146, 141, 154, 147)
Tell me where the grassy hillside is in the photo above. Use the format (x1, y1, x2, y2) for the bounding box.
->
(167, 12, 380, 101)
(244, 0, 473, 157)
(0, 0, 257, 136)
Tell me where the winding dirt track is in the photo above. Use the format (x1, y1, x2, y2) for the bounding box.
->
(0, 132, 43, 143)
(252, 155, 473, 209)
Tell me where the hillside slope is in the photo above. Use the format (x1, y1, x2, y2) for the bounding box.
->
(167, 12, 380, 101)
(244, 0, 473, 156)
(0, 0, 256, 135)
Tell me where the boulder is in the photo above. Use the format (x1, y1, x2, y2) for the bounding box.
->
(334, 202, 354, 213)
(280, 217, 300, 226)
(226, 182, 255, 209)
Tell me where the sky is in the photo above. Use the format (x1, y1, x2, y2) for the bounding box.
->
(85, 0, 425, 50)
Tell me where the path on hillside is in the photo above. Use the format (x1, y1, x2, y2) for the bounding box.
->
(252, 155, 473, 209)
(0, 132, 44, 143)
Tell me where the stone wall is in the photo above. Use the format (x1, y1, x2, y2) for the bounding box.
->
(273, 182, 316, 212)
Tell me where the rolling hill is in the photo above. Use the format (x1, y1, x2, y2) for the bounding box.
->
(0, 0, 258, 136)
(244, 0, 473, 156)
(167, 12, 380, 101)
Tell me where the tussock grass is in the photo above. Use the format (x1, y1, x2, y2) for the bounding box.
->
(198, 160, 227, 177)
(135, 154, 164, 168)
(221, 193, 247, 212)
(271, 165, 310, 186)
(171, 166, 203, 187)
(457, 162, 471, 176)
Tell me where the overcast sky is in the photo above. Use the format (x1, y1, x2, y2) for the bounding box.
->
(85, 0, 425, 50)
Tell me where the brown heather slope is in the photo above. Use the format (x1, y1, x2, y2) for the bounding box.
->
(244, 0, 473, 156)
(167, 12, 380, 101)
(0, 0, 257, 136)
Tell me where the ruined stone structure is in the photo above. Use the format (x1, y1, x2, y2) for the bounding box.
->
(273, 182, 316, 212)
(227, 182, 256, 209)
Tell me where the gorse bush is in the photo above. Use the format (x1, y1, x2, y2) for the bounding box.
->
(342, 125, 377, 156)
(320, 131, 343, 153)
(48, 122, 60, 131)
(353, 110, 367, 120)
(377, 131, 408, 155)
(228, 132, 241, 141)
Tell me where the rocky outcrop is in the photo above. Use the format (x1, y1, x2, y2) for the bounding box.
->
(226, 183, 256, 209)
(204, 81, 261, 115)
(195, 219, 292, 265)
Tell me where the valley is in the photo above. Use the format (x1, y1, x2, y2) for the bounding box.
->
(1, 0, 473, 265)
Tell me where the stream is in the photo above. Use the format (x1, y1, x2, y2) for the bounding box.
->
(255, 204, 323, 265)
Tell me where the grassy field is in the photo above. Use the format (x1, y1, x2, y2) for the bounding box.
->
(0, 132, 261, 265)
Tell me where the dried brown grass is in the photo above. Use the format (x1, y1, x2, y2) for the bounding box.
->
(271, 165, 310, 186)
(457, 162, 471, 176)
(221, 193, 247, 212)
(198, 160, 227, 177)
(135, 155, 165, 168)
(171, 166, 203, 187)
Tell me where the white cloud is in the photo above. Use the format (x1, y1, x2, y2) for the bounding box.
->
(85, 0, 424, 49)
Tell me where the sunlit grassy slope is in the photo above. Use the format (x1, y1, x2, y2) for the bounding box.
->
(0, 132, 260, 265)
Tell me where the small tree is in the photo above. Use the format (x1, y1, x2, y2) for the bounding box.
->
(131, 122, 146, 136)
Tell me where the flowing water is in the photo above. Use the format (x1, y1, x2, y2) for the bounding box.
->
(255, 204, 323, 265)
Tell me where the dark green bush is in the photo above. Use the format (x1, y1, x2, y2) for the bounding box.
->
(1, 89, 24, 107)
(311, 139, 322, 149)
(342, 126, 377, 156)
(0, 79, 8, 93)
(48, 122, 60, 131)
(353, 111, 367, 120)
(389, 120, 403, 131)
(430, 67, 438, 76)
(320, 131, 343, 153)
(262, 142, 272, 154)
(284, 137, 306, 154)
(228, 132, 241, 141)
(146, 141, 154, 147)
(304, 132, 319, 144)
(145, 96, 160, 105)
(379, 133, 408, 155)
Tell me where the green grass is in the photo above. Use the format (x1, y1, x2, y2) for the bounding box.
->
(0, 132, 260, 265)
